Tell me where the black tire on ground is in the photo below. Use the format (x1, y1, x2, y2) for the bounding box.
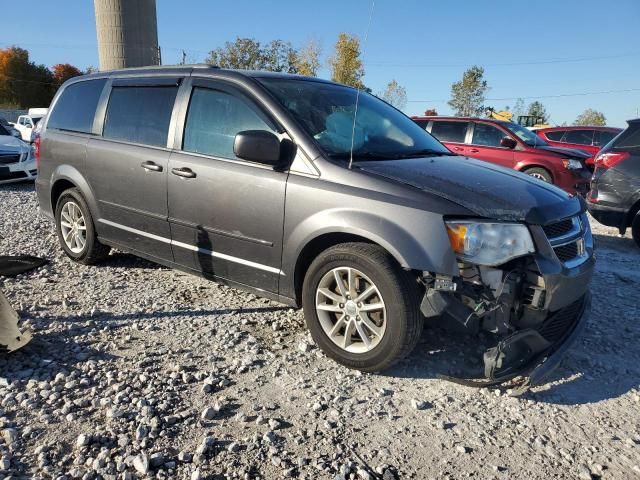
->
(55, 188, 110, 264)
(302, 242, 423, 372)
(632, 212, 640, 248)
(523, 167, 553, 184)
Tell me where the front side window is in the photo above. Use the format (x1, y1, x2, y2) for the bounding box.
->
(505, 122, 548, 147)
(48, 79, 107, 133)
(259, 78, 450, 160)
(472, 123, 508, 147)
(563, 129, 594, 145)
(103, 86, 178, 147)
(183, 87, 275, 160)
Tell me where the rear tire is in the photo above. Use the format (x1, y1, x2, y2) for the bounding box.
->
(524, 167, 553, 184)
(632, 212, 640, 248)
(302, 242, 423, 372)
(55, 188, 110, 265)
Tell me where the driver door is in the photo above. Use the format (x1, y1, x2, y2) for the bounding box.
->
(468, 122, 515, 169)
(167, 79, 288, 293)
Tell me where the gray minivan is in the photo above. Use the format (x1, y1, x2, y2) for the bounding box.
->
(36, 65, 593, 388)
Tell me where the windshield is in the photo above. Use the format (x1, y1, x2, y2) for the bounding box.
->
(259, 78, 451, 160)
(0, 124, 10, 136)
(505, 122, 548, 147)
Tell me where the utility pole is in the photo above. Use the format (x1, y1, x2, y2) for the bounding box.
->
(181, 50, 187, 65)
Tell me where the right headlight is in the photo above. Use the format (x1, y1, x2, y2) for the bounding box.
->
(445, 220, 535, 266)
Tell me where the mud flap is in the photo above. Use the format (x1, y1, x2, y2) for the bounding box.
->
(0, 290, 32, 352)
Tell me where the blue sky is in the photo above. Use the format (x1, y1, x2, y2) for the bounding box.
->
(1, 0, 639, 126)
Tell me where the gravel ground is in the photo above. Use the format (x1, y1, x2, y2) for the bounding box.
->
(0, 182, 639, 480)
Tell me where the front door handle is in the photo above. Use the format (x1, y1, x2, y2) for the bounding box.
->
(141, 161, 162, 172)
(171, 167, 196, 179)
(452, 146, 465, 151)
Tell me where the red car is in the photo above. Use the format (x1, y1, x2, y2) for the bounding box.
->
(412, 116, 592, 195)
(535, 126, 622, 166)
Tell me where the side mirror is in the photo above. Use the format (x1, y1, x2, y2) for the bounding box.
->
(234, 130, 281, 166)
(500, 136, 517, 149)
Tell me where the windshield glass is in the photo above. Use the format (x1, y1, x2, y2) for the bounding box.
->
(259, 78, 451, 160)
(505, 122, 548, 147)
(0, 124, 10, 136)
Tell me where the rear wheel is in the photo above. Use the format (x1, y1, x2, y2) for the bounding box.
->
(632, 212, 640, 248)
(55, 188, 110, 264)
(302, 243, 423, 372)
(524, 167, 553, 184)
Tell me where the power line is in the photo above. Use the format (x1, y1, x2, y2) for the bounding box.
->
(407, 87, 640, 104)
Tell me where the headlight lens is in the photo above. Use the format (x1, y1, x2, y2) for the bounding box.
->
(445, 220, 535, 266)
(562, 159, 583, 170)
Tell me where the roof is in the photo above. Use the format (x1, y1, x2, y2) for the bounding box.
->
(536, 125, 622, 132)
(411, 115, 511, 124)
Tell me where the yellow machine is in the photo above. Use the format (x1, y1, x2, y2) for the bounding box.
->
(485, 108, 551, 129)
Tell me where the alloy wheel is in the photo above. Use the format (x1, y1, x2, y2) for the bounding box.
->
(60, 201, 87, 254)
(315, 266, 387, 354)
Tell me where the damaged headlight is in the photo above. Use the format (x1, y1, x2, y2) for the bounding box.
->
(445, 220, 535, 266)
(562, 159, 583, 170)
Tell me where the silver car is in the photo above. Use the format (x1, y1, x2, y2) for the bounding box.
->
(0, 123, 37, 185)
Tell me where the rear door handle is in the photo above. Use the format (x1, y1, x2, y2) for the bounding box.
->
(171, 167, 196, 178)
(469, 148, 479, 153)
(453, 146, 465, 151)
(141, 161, 162, 172)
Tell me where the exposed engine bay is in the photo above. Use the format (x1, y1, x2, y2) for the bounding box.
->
(420, 256, 588, 393)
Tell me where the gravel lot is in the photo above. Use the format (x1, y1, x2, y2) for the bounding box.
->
(0, 182, 639, 479)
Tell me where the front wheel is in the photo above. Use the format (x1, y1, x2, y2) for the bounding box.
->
(524, 167, 553, 183)
(302, 243, 423, 372)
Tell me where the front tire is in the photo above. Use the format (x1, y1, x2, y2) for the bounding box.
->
(302, 243, 423, 372)
(524, 167, 553, 183)
(55, 188, 110, 264)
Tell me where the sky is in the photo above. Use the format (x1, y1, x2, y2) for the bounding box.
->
(1, 0, 639, 127)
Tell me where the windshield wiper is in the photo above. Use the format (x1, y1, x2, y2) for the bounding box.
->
(328, 149, 454, 161)
(390, 149, 455, 158)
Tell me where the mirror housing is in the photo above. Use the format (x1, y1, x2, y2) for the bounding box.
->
(500, 136, 517, 149)
(234, 130, 281, 166)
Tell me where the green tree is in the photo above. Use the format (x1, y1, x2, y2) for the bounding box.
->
(512, 98, 526, 120)
(206, 37, 265, 70)
(447, 65, 488, 116)
(379, 80, 407, 110)
(328, 33, 365, 89)
(574, 108, 606, 126)
(294, 38, 321, 77)
(262, 40, 298, 73)
(527, 101, 549, 122)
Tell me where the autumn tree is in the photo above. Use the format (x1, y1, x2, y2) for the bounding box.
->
(295, 38, 321, 77)
(527, 101, 549, 122)
(0, 46, 54, 108)
(329, 33, 365, 89)
(379, 80, 407, 110)
(424, 108, 438, 116)
(574, 108, 606, 126)
(448, 65, 488, 116)
(52, 63, 82, 87)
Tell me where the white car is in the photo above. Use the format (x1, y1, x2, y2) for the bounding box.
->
(14, 114, 45, 142)
(0, 124, 37, 184)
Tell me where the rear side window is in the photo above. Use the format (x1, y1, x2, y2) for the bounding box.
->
(430, 121, 468, 143)
(48, 79, 106, 133)
(563, 130, 594, 145)
(544, 130, 564, 141)
(612, 124, 640, 151)
(413, 119, 428, 129)
(471, 123, 507, 147)
(103, 86, 178, 147)
(597, 130, 618, 146)
(183, 87, 275, 160)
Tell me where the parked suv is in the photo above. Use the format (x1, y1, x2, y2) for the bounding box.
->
(37, 66, 594, 388)
(587, 119, 640, 246)
(535, 126, 622, 166)
(413, 116, 591, 194)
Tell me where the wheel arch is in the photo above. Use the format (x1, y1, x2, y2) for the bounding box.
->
(50, 165, 100, 219)
(516, 162, 555, 182)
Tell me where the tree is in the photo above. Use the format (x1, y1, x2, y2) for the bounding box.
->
(574, 108, 606, 126)
(262, 40, 298, 73)
(52, 63, 82, 87)
(328, 33, 365, 89)
(205, 37, 298, 73)
(447, 65, 488, 116)
(379, 80, 407, 110)
(512, 98, 526, 120)
(0, 46, 54, 108)
(527, 101, 549, 122)
(295, 38, 321, 77)
(424, 108, 438, 116)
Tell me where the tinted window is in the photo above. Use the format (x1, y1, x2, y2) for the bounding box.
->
(0, 124, 9, 136)
(563, 130, 594, 145)
(183, 87, 276, 160)
(48, 79, 106, 133)
(613, 123, 640, 151)
(413, 119, 428, 129)
(544, 130, 565, 141)
(430, 121, 468, 143)
(472, 123, 507, 147)
(597, 130, 618, 146)
(103, 86, 178, 147)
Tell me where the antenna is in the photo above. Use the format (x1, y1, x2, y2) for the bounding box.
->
(348, 0, 376, 170)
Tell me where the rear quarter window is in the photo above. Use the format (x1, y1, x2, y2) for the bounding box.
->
(612, 124, 640, 151)
(563, 129, 594, 145)
(48, 79, 107, 133)
(430, 121, 468, 143)
(544, 130, 565, 141)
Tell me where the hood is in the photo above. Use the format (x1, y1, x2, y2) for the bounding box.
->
(355, 156, 583, 224)
(0, 135, 29, 153)
(537, 145, 590, 160)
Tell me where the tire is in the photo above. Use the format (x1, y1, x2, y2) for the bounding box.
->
(302, 242, 423, 372)
(524, 167, 553, 184)
(55, 188, 110, 264)
(632, 212, 640, 248)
